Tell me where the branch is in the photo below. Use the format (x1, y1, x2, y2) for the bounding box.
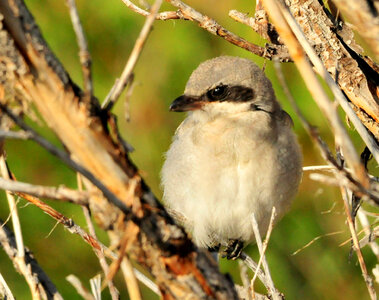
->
(331, 0, 379, 60)
(103, 0, 162, 110)
(0, 219, 63, 299)
(261, 0, 369, 190)
(65, 0, 93, 99)
(122, 0, 291, 62)
(0, 177, 89, 205)
(0, 1, 238, 298)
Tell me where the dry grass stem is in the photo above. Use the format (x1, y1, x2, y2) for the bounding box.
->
(309, 173, 379, 204)
(292, 231, 344, 256)
(121, 0, 178, 20)
(0, 155, 42, 298)
(303, 165, 334, 171)
(90, 274, 102, 300)
(278, 1, 379, 165)
(0, 272, 15, 300)
(121, 257, 143, 300)
(65, 0, 93, 98)
(356, 210, 379, 259)
(251, 208, 281, 300)
(12, 186, 113, 259)
(340, 187, 377, 300)
(77, 174, 120, 300)
(66, 275, 95, 300)
(262, 0, 368, 190)
(238, 260, 252, 300)
(103, 0, 163, 110)
(0, 219, 63, 299)
(133, 268, 160, 295)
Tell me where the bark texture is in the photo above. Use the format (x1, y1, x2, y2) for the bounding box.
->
(0, 0, 238, 299)
(286, 0, 379, 140)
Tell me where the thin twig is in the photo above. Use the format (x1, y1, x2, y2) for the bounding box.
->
(262, 0, 368, 191)
(357, 210, 379, 259)
(303, 165, 334, 171)
(122, 0, 291, 62)
(166, 0, 290, 62)
(66, 275, 95, 300)
(0, 103, 132, 218)
(0, 130, 32, 140)
(277, 0, 379, 166)
(90, 274, 102, 300)
(292, 231, 344, 256)
(66, 0, 93, 98)
(103, 0, 163, 110)
(0, 177, 89, 205)
(0, 155, 40, 298)
(238, 260, 252, 300)
(240, 252, 266, 284)
(0, 219, 63, 300)
(133, 269, 160, 295)
(229, 5, 281, 45)
(121, 257, 143, 300)
(340, 187, 377, 300)
(77, 174, 119, 300)
(251, 209, 281, 300)
(121, 0, 178, 20)
(308, 173, 379, 204)
(274, 45, 379, 206)
(0, 272, 15, 300)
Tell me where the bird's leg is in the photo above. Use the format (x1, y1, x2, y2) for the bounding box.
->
(221, 239, 244, 260)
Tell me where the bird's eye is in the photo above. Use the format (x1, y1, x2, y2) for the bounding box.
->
(207, 85, 228, 101)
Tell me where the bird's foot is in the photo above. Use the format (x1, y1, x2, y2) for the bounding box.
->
(221, 239, 244, 260)
(208, 244, 221, 253)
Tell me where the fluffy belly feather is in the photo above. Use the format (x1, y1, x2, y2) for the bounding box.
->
(161, 114, 302, 248)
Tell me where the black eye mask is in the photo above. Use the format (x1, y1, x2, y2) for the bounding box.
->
(205, 84, 255, 102)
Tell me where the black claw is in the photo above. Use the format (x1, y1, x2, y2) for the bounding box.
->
(208, 243, 221, 253)
(221, 239, 244, 260)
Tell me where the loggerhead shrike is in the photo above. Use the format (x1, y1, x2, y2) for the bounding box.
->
(161, 56, 302, 259)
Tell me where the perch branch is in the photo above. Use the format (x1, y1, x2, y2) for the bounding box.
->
(251, 209, 281, 300)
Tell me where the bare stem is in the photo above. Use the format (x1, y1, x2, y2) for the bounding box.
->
(65, 0, 93, 98)
(103, 0, 163, 110)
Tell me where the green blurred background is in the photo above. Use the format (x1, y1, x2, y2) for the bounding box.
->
(1, 0, 377, 299)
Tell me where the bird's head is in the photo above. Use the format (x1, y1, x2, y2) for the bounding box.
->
(169, 56, 281, 117)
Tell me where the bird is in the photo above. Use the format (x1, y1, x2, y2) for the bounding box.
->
(161, 56, 302, 259)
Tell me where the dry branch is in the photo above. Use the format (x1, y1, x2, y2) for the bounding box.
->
(0, 177, 89, 205)
(122, 0, 292, 62)
(284, 0, 379, 141)
(0, 0, 238, 299)
(0, 219, 63, 299)
(331, 0, 379, 60)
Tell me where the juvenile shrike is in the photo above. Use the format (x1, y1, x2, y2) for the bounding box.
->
(161, 56, 302, 259)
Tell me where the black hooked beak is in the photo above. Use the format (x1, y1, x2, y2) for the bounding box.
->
(169, 95, 204, 112)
